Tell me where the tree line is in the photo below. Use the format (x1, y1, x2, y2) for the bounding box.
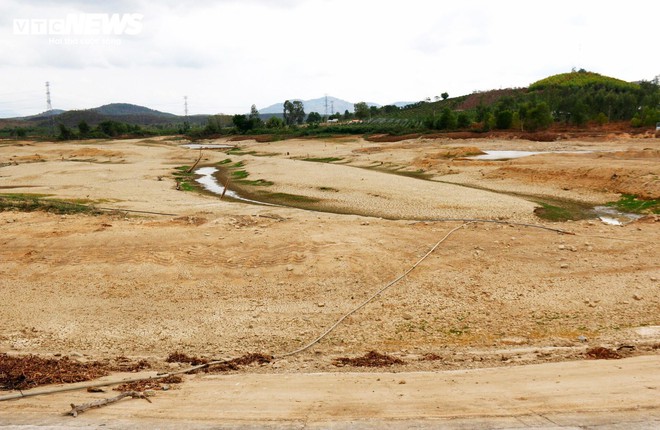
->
(56, 120, 160, 140)
(219, 73, 658, 137)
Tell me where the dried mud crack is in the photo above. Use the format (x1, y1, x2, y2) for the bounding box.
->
(0, 136, 658, 423)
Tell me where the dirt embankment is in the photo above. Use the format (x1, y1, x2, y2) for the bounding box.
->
(486, 149, 660, 199)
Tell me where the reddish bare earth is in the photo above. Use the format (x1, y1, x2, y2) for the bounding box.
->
(0, 135, 658, 426)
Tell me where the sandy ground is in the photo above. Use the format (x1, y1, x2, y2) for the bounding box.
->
(1, 356, 658, 428)
(0, 135, 658, 425)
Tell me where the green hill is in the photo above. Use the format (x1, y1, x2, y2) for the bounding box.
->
(93, 103, 176, 117)
(371, 70, 658, 130)
(27, 103, 211, 129)
(529, 71, 640, 92)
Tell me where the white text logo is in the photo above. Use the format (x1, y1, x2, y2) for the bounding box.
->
(13, 14, 143, 36)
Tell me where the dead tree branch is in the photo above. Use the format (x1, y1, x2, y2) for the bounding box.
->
(67, 391, 153, 417)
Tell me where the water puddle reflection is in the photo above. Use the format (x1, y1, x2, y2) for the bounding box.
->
(194, 167, 276, 206)
(592, 206, 642, 226)
(182, 144, 233, 150)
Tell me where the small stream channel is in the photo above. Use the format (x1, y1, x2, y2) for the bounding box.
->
(182, 143, 233, 150)
(194, 167, 277, 206)
(187, 147, 641, 224)
(592, 206, 643, 226)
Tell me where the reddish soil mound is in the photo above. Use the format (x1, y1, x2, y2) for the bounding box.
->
(596, 148, 660, 159)
(425, 146, 485, 159)
(0, 353, 109, 390)
(166, 352, 272, 373)
(487, 162, 660, 199)
(332, 351, 405, 367)
(585, 347, 621, 360)
(365, 133, 422, 142)
(634, 215, 659, 223)
(454, 88, 523, 111)
(114, 375, 183, 392)
(368, 122, 657, 143)
(111, 357, 151, 372)
(68, 148, 124, 158)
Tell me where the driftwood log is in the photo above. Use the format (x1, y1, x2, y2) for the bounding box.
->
(220, 177, 230, 200)
(67, 391, 153, 417)
(186, 149, 204, 173)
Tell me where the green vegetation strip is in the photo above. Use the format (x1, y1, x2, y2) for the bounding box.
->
(363, 165, 434, 181)
(606, 194, 659, 214)
(533, 202, 579, 222)
(257, 192, 320, 204)
(225, 149, 277, 157)
(173, 165, 197, 192)
(175, 159, 274, 198)
(231, 170, 249, 180)
(239, 179, 274, 186)
(218, 159, 274, 187)
(388, 169, 434, 180)
(302, 157, 344, 163)
(0, 193, 101, 215)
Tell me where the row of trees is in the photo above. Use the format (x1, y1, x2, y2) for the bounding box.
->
(229, 100, 312, 133)
(513, 72, 660, 128)
(200, 72, 660, 136)
(57, 120, 150, 140)
(219, 99, 550, 135)
(420, 76, 660, 132)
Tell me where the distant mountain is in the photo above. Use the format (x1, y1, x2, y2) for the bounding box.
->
(93, 103, 176, 117)
(260, 96, 381, 115)
(0, 102, 209, 129)
(46, 109, 208, 128)
(22, 109, 67, 120)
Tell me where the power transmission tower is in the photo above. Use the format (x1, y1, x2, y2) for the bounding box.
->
(45, 81, 52, 112)
(324, 94, 328, 119)
(45, 81, 54, 136)
(183, 96, 190, 132)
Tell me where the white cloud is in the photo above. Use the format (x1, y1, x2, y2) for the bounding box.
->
(1, 0, 659, 117)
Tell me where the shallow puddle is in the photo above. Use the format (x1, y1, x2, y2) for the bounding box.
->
(592, 206, 642, 226)
(182, 144, 233, 150)
(194, 167, 275, 206)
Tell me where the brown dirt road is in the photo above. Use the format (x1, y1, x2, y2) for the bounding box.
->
(0, 135, 658, 426)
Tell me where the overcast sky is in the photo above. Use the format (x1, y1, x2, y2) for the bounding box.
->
(1, 0, 658, 117)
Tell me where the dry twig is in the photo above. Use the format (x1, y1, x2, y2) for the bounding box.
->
(67, 391, 153, 417)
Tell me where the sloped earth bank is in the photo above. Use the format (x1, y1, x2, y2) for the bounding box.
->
(0, 136, 658, 425)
